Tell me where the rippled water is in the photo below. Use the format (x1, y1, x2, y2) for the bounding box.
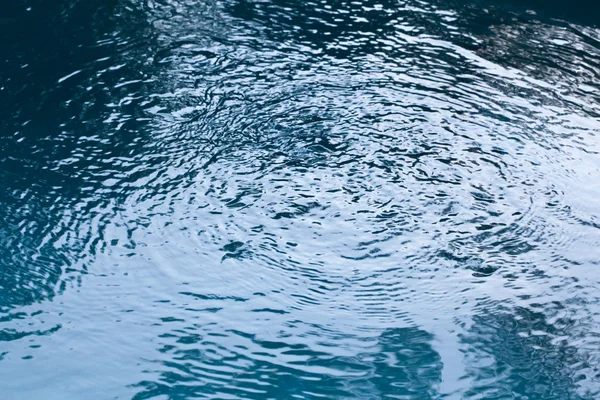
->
(1, 0, 600, 398)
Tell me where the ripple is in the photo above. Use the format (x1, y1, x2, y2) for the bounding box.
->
(1, 0, 600, 398)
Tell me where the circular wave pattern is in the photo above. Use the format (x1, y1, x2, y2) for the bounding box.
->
(1, 0, 599, 398)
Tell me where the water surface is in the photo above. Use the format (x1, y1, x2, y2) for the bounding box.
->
(1, 0, 600, 398)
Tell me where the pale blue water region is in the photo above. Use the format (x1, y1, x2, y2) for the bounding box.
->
(1, 0, 600, 398)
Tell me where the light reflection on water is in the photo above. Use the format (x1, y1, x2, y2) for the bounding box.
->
(0, 0, 599, 398)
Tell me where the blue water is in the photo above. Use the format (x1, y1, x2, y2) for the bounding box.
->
(1, 0, 600, 398)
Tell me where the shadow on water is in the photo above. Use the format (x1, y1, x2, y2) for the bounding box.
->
(470, 0, 600, 27)
(0, 0, 156, 309)
(133, 326, 443, 399)
(460, 302, 600, 399)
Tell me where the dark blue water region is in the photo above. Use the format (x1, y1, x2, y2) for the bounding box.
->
(1, 0, 600, 398)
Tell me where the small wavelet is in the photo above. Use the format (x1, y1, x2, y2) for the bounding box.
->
(1, 0, 599, 398)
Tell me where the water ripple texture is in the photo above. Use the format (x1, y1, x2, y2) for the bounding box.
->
(1, 0, 600, 398)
